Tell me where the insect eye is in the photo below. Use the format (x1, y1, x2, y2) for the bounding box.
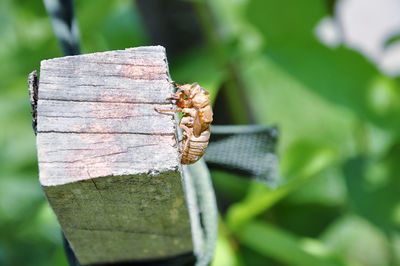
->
(190, 82, 199, 89)
(201, 88, 210, 95)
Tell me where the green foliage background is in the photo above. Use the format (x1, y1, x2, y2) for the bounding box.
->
(1, 0, 400, 265)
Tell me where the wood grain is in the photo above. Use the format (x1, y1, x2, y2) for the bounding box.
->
(35, 46, 193, 265)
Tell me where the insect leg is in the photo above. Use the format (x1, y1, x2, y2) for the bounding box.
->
(154, 108, 182, 113)
(170, 81, 180, 87)
(178, 115, 193, 151)
(166, 96, 180, 101)
(181, 108, 197, 117)
(182, 134, 191, 153)
(180, 124, 192, 153)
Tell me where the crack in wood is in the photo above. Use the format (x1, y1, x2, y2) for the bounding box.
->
(39, 114, 163, 119)
(41, 144, 160, 162)
(40, 72, 168, 80)
(90, 177, 104, 200)
(45, 144, 159, 154)
(37, 131, 175, 136)
(44, 62, 165, 67)
(38, 98, 171, 105)
(40, 150, 129, 164)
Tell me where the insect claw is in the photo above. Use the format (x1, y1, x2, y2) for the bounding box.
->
(166, 96, 180, 101)
(154, 107, 168, 113)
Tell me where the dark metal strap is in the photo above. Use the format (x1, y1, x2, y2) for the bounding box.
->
(43, 0, 80, 56)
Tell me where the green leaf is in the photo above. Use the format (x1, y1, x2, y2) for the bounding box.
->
(247, 0, 328, 45)
(211, 218, 242, 266)
(321, 214, 390, 266)
(0, 176, 42, 223)
(238, 51, 359, 157)
(285, 166, 347, 206)
(241, 221, 340, 266)
(384, 32, 400, 48)
(226, 141, 337, 231)
(245, 0, 400, 133)
(343, 157, 400, 233)
(281, 140, 337, 180)
(170, 48, 227, 103)
(211, 170, 250, 202)
(101, 1, 149, 50)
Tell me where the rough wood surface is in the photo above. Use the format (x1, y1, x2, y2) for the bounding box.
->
(36, 46, 193, 265)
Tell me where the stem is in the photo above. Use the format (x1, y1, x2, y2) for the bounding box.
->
(193, 1, 255, 124)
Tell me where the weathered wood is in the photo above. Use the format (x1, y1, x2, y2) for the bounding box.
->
(28, 70, 38, 135)
(35, 46, 194, 265)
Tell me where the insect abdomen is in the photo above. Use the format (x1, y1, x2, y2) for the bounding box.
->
(181, 129, 210, 164)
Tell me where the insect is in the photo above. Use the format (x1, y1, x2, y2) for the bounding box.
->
(156, 82, 213, 164)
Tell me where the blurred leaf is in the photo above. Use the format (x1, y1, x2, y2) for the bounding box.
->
(241, 221, 340, 266)
(238, 51, 359, 158)
(170, 48, 227, 103)
(321, 214, 390, 266)
(211, 170, 250, 202)
(238, 245, 274, 266)
(211, 217, 242, 266)
(286, 166, 347, 206)
(0, 97, 37, 175)
(392, 232, 400, 265)
(76, 0, 146, 53)
(76, 0, 117, 52)
(271, 203, 343, 239)
(343, 157, 400, 234)
(193, 1, 254, 123)
(281, 140, 337, 180)
(0, 176, 42, 222)
(384, 32, 400, 48)
(100, 1, 148, 51)
(247, 0, 328, 45)
(245, 0, 400, 133)
(300, 237, 336, 261)
(51, 245, 69, 266)
(227, 141, 337, 231)
(18, 202, 62, 245)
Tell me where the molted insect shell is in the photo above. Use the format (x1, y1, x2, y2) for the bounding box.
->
(155, 82, 213, 164)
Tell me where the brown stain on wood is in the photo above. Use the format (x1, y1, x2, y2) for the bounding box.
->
(62, 52, 170, 180)
(122, 64, 167, 80)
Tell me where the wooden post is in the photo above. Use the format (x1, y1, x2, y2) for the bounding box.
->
(32, 46, 195, 265)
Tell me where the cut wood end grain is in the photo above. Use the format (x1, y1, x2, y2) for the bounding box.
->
(37, 46, 180, 187)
